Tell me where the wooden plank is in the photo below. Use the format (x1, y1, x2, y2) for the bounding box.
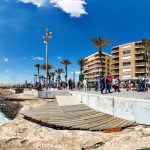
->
(70, 115, 114, 128)
(48, 113, 106, 124)
(90, 118, 126, 130)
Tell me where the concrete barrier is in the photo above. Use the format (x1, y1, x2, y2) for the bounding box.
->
(70, 91, 150, 125)
(31, 89, 38, 98)
(114, 97, 150, 125)
(10, 88, 24, 94)
(71, 92, 114, 115)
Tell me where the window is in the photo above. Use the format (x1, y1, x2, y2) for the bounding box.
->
(123, 50, 131, 54)
(123, 62, 131, 66)
(123, 56, 131, 60)
(123, 68, 131, 72)
(123, 75, 131, 78)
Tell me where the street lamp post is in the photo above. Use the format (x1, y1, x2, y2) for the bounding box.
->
(42, 28, 52, 89)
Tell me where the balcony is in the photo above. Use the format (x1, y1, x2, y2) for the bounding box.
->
(135, 56, 144, 60)
(111, 49, 119, 54)
(135, 62, 145, 66)
(111, 66, 119, 70)
(135, 45, 141, 49)
(112, 60, 119, 64)
(84, 64, 100, 70)
(112, 55, 119, 58)
(111, 72, 119, 75)
(135, 69, 145, 73)
(135, 50, 144, 54)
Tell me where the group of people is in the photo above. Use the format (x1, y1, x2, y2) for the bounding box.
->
(94, 74, 121, 94)
(80, 74, 121, 94)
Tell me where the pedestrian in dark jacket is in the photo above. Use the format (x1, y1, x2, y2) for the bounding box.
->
(94, 78, 98, 92)
(99, 74, 105, 94)
(105, 76, 111, 93)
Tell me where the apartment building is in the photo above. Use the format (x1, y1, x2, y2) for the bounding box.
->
(83, 52, 111, 86)
(111, 41, 150, 79)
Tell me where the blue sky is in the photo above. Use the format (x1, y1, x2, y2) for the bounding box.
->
(0, 0, 150, 83)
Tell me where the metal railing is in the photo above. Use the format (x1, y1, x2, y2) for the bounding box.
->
(135, 56, 143, 60)
(135, 62, 145, 66)
(135, 69, 145, 73)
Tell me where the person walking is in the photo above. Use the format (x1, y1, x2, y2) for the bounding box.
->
(68, 79, 72, 90)
(114, 76, 121, 92)
(108, 73, 113, 92)
(137, 76, 143, 92)
(105, 76, 111, 93)
(94, 78, 98, 92)
(99, 74, 105, 94)
(83, 78, 87, 91)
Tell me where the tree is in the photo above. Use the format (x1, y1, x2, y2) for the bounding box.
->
(55, 68, 64, 83)
(42, 63, 53, 74)
(42, 63, 53, 87)
(77, 58, 86, 74)
(90, 37, 112, 75)
(50, 72, 56, 83)
(39, 75, 44, 85)
(60, 59, 72, 83)
(141, 38, 150, 77)
(34, 64, 41, 82)
(34, 74, 38, 84)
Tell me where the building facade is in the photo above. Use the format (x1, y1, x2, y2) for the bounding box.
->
(111, 41, 150, 79)
(83, 52, 111, 86)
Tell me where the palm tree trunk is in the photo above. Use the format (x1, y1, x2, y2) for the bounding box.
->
(38, 68, 40, 83)
(39, 76, 41, 84)
(65, 66, 67, 83)
(58, 74, 60, 83)
(81, 67, 83, 75)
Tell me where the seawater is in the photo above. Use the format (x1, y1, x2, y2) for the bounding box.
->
(0, 111, 10, 125)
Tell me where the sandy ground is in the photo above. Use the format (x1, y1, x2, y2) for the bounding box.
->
(0, 95, 150, 150)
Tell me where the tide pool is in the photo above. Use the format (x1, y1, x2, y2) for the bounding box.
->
(0, 111, 10, 125)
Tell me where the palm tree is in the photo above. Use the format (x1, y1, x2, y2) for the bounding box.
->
(77, 58, 86, 74)
(55, 68, 64, 83)
(140, 38, 150, 77)
(34, 74, 38, 84)
(34, 64, 41, 82)
(42, 63, 53, 75)
(50, 72, 56, 83)
(42, 64, 53, 84)
(39, 75, 44, 85)
(60, 59, 72, 83)
(90, 37, 112, 75)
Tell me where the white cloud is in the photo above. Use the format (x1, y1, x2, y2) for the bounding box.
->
(3, 57, 9, 62)
(33, 57, 44, 61)
(17, 0, 87, 18)
(17, 0, 46, 7)
(57, 56, 62, 59)
(50, 0, 87, 18)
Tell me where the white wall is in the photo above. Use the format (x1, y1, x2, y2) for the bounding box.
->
(70, 91, 150, 125)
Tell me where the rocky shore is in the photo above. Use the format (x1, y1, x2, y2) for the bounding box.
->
(0, 100, 22, 119)
(0, 91, 150, 150)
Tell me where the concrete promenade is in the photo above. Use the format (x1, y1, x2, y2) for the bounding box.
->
(74, 88, 150, 99)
